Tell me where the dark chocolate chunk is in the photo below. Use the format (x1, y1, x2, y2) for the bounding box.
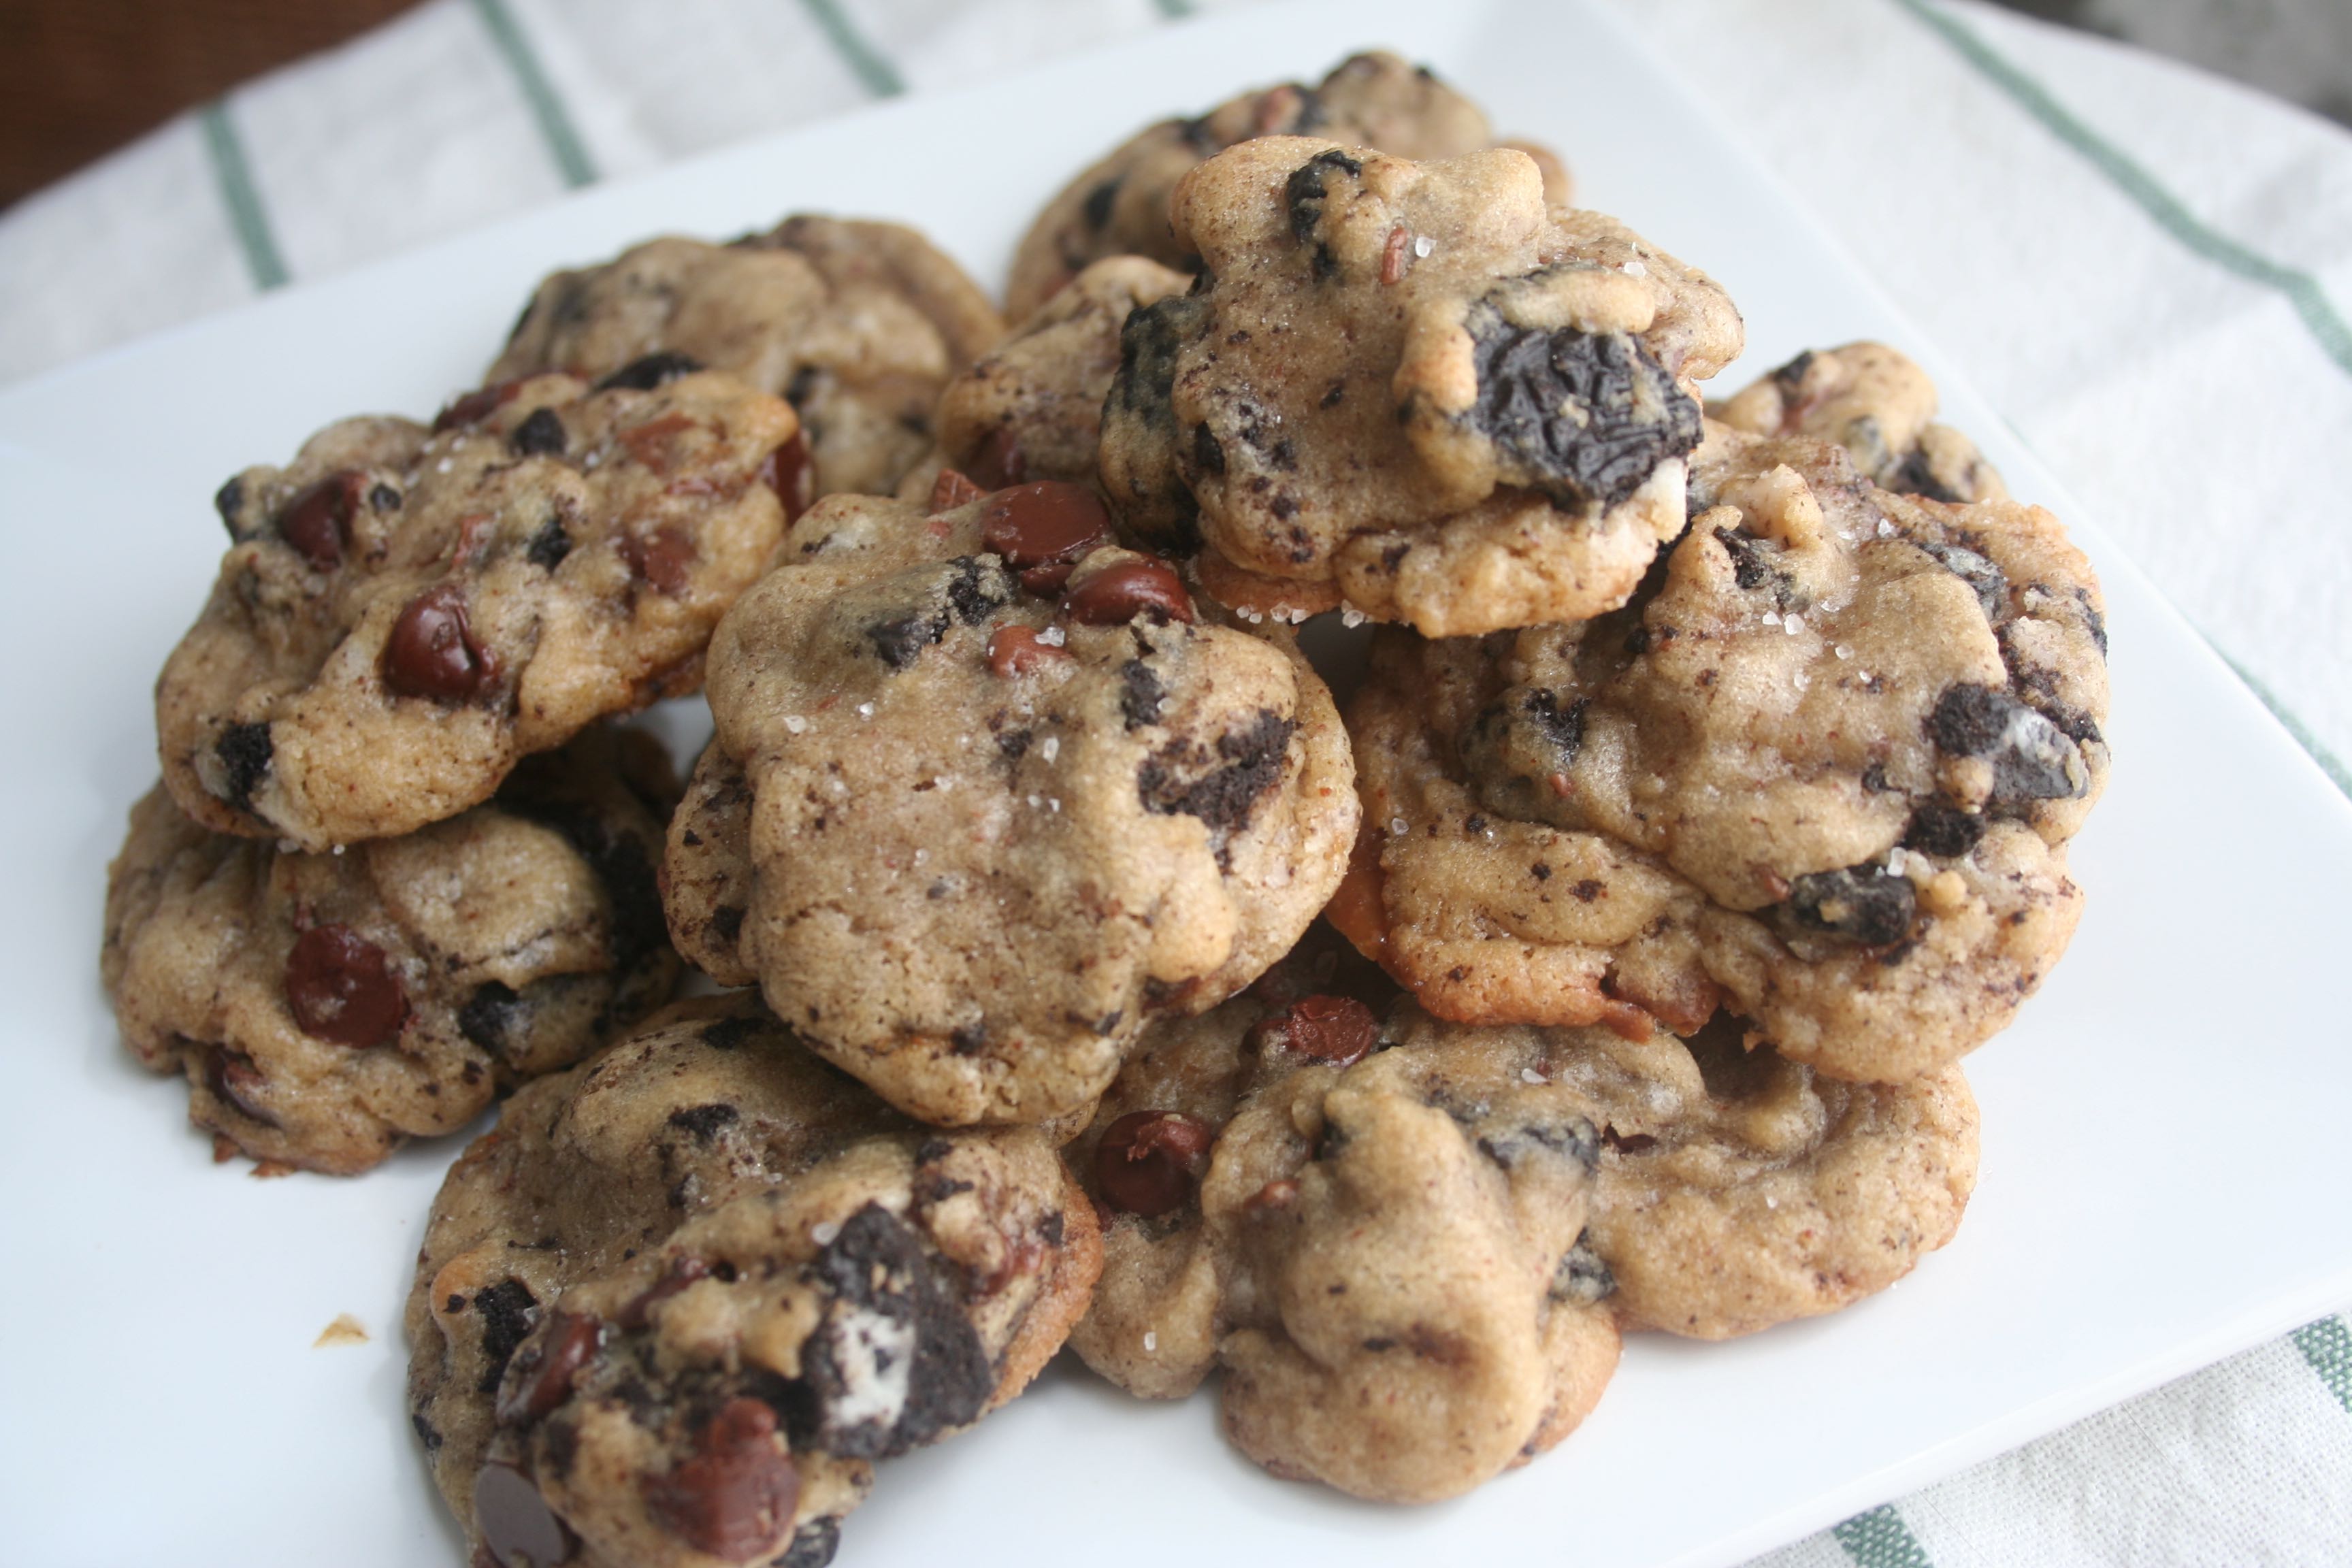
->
(278, 470, 363, 572)
(499, 794, 665, 966)
(458, 981, 525, 1059)
(1062, 559, 1192, 625)
(474, 1459, 574, 1568)
(369, 482, 402, 512)
(943, 555, 1011, 625)
(494, 1311, 601, 1428)
(1550, 1235, 1616, 1305)
(710, 905, 745, 943)
(511, 406, 567, 457)
(866, 610, 948, 670)
(1284, 148, 1362, 244)
(1713, 526, 1791, 598)
(1248, 995, 1378, 1067)
(383, 583, 496, 702)
(1137, 709, 1294, 832)
(700, 1016, 762, 1051)
(1929, 683, 2085, 802)
(214, 722, 273, 813)
(1464, 306, 1703, 510)
(1081, 178, 1121, 230)
(979, 483, 1109, 593)
(1770, 349, 1816, 391)
(214, 474, 248, 536)
(410, 1411, 442, 1452)
(1902, 802, 1986, 860)
(1190, 421, 1226, 477)
(1118, 659, 1167, 730)
(774, 1517, 841, 1568)
(1887, 446, 1966, 504)
(595, 352, 703, 393)
(644, 1399, 800, 1562)
(1094, 1111, 1214, 1218)
(284, 924, 407, 1049)
(525, 514, 572, 571)
(790, 1204, 992, 1460)
(667, 1103, 740, 1142)
(202, 1046, 276, 1126)
(1785, 864, 1916, 946)
(1914, 540, 2007, 621)
(472, 1278, 542, 1394)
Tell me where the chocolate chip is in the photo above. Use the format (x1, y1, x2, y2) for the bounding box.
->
(710, 905, 745, 943)
(617, 1256, 709, 1330)
(474, 1459, 574, 1568)
(867, 609, 948, 670)
(494, 1311, 601, 1428)
(369, 483, 402, 512)
(434, 380, 523, 432)
(1137, 708, 1294, 833)
(774, 1518, 841, 1568)
(980, 482, 1110, 593)
(986, 625, 1068, 679)
(278, 470, 364, 572)
(458, 982, 525, 1060)
(1118, 659, 1167, 729)
(1081, 178, 1122, 230)
(621, 525, 697, 595)
(643, 1399, 800, 1561)
(1914, 540, 2007, 621)
(384, 583, 497, 702)
(1785, 864, 1916, 946)
(760, 432, 815, 523)
(1094, 1111, 1214, 1218)
(1062, 559, 1193, 625)
(1902, 802, 1986, 859)
(1250, 994, 1378, 1067)
(790, 1204, 993, 1459)
(595, 352, 703, 393)
(214, 475, 248, 536)
(410, 1411, 442, 1452)
(968, 426, 1028, 491)
(284, 924, 406, 1048)
(202, 1046, 276, 1126)
(510, 407, 566, 457)
(1550, 1236, 1616, 1305)
(701, 1016, 762, 1051)
(1465, 308, 1703, 510)
(1191, 422, 1226, 477)
(1929, 683, 2085, 802)
(524, 515, 572, 571)
(473, 1278, 541, 1394)
(214, 722, 272, 813)
(667, 1103, 739, 1142)
(1284, 148, 1362, 245)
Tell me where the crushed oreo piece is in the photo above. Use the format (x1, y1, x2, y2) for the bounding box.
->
(1465, 305, 1703, 510)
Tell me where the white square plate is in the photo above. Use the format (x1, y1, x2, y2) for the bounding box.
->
(5, 3, 2349, 1565)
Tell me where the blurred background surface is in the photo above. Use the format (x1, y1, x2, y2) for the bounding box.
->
(1, 0, 2349, 210)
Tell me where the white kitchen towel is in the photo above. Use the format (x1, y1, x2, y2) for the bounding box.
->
(1, 1, 2347, 1562)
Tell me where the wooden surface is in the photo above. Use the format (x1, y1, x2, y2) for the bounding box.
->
(0, 0, 422, 210)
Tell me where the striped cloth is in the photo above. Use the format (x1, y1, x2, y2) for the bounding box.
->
(3, 0, 2348, 1561)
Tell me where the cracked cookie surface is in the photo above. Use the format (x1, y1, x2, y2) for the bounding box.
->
(160, 368, 797, 850)
(103, 730, 679, 1174)
(1068, 987, 1617, 1503)
(1005, 50, 1569, 321)
(406, 994, 1100, 1568)
(668, 483, 1358, 1127)
(492, 215, 1003, 502)
(1098, 137, 1742, 636)
(1337, 422, 2106, 1081)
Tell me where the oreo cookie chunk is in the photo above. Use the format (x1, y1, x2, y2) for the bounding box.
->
(159, 370, 798, 851)
(102, 729, 679, 1174)
(1005, 50, 1569, 321)
(1337, 422, 2108, 1083)
(1098, 137, 1742, 636)
(493, 215, 1003, 502)
(1068, 989, 1618, 1503)
(407, 994, 1100, 1568)
(1712, 340, 2007, 504)
(672, 483, 1358, 1127)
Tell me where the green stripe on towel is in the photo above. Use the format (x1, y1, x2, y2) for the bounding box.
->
(2222, 656, 2352, 802)
(2293, 1316, 2352, 1415)
(472, 0, 598, 189)
(798, 0, 906, 99)
(1154, 0, 1198, 18)
(1891, 0, 2352, 378)
(197, 101, 289, 292)
(1833, 1504, 1938, 1568)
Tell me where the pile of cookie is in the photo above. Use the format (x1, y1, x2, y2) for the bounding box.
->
(101, 50, 2108, 1568)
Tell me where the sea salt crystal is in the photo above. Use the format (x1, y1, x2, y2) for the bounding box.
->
(1793, 671, 1810, 690)
(1622, 259, 1648, 277)
(1041, 736, 1060, 763)
(1048, 798, 1061, 813)
(1833, 644, 1852, 661)
(1143, 1331, 1159, 1353)
(783, 715, 808, 734)
(1520, 1068, 1547, 1085)
(1764, 1196, 1778, 1210)
(1037, 625, 1066, 647)
(1389, 817, 1409, 837)
(1784, 613, 1803, 636)
(1341, 608, 1367, 628)
(1763, 610, 1782, 626)
(435, 458, 453, 474)
(856, 702, 875, 719)
(1876, 518, 1897, 538)
(812, 1221, 841, 1245)
(1413, 234, 1433, 259)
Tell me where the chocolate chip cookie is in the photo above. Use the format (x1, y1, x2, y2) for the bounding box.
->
(103, 730, 679, 1175)
(1337, 422, 2107, 1081)
(1006, 50, 1571, 320)
(406, 994, 1100, 1568)
(1099, 137, 1744, 636)
(1380, 1009, 1979, 1339)
(1713, 341, 2006, 504)
(159, 366, 797, 851)
(1068, 988, 1618, 1503)
(493, 215, 1003, 501)
(670, 482, 1358, 1128)
(934, 255, 1192, 490)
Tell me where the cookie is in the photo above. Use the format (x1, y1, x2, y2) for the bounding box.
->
(406, 994, 1101, 1568)
(492, 215, 1004, 501)
(160, 366, 798, 851)
(1098, 137, 1744, 636)
(1006, 51, 1571, 320)
(934, 255, 1192, 491)
(668, 483, 1359, 1127)
(1336, 422, 2107, 1081)
(103, 730, 679, 1175)
(1713, 341, 2006, 503)
(1382, 1009, 1979, 1339)
(1068, 987, 1618, 1503)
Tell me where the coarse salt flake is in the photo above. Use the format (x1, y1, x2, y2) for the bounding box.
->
(856, 702, 876, 719)
(1341, 608, 1367, 628)
(1784, 613, 1803, 635)
(812, 1221, 840, 1245)
(1763, 610, 1782, 626)
(1389, 817, 1409, 837)
(1413, 234, 1433, 259)
(1037, 624, 1066, 647)
(1622, 259, 1648, 276)
(1833, 644, 1852, 661)
(1143, 1331, 1158, 1353)
(1876, 518, 1897, 538)
(1520, 1068, 1547, 1085)
(783, 715, 808, 734)
(1041, 736, 1060, 763)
